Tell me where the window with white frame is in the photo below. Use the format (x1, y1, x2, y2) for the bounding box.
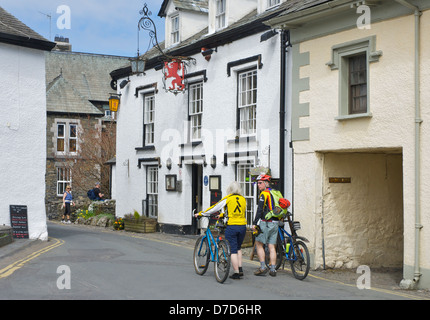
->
(143, 93, 155, 145)
(237, 163, 255, 227)
(56, 122, 78, 155)
(69, 124, 77, 153)
(216, 0, 226, 29)
(238, 69, 257, 136)
(267, 0, 281, 8)
(57, 167, 71, 196)
(171, 15, 180, 44)
(189, 82, 203, 141)
(147, 166, 158, 217)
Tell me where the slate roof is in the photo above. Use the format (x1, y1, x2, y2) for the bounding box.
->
(0, 6, 55, 51)
(46, 51, 130, 114)
(112, 0, 336, 80)
(158, 0, 208, 17)
(276, 0, 333, 17)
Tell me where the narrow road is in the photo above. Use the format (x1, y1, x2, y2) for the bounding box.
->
(0, 222, 424, 301)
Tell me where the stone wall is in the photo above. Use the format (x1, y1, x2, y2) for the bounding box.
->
(320, 153, 403, 269)
(45, 114, 103, 218)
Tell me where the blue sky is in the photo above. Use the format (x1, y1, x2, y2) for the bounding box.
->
(1, 0, 165, 57)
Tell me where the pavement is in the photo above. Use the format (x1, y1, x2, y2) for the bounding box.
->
(1, 221, 429, 300)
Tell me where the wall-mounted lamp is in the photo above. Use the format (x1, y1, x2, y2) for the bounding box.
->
(201, 47, 217, 61)
(130, 57, 146, 75)
(120, 79, 130, 89)
(109, 94, 121, 112)
(211, 155, 217, 169)
(166, 158, 172, 170)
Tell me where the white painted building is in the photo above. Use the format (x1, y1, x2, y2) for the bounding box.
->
(112, 0, 293, 234)
(266, 0, 430, 289)
(0, 7, 55, 240)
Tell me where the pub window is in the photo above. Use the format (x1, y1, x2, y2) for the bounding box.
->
(147, 166, 158, 218)
(171, 15, 180, 44)
(237, 68, 257, 136)
(143, 93, 155, 146)
(216, 0, 226, 30)
(189, 82, 203, 141)
(237, 163, 255, 227)
(267, 0, 281, 8)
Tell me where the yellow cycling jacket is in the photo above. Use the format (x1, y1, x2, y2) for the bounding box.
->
(199, 194, 247, 225)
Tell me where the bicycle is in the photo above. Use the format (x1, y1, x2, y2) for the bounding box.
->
(264, 211, 310, 280)
(193, 210, 231, 283)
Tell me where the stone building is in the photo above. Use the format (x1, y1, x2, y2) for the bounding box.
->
(45, 45, 129, 218)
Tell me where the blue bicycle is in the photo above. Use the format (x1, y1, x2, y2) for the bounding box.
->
(265, 212, 310, 280)
(193, 211, 231, 283)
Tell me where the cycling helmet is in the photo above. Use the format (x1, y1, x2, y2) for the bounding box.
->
(279, 198, 291, 209)
(256, 174, 271, 181)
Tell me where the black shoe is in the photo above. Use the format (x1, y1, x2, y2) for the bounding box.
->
(238, 267, 244, 277)
(230, 273, 241, 280)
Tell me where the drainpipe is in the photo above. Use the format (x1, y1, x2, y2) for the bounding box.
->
(279, 30, 289, 196)
(395, 0, 422, 285)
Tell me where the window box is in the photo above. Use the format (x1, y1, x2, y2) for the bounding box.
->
(123, 217, 157, 233)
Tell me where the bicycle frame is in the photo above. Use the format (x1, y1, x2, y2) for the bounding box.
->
(197, 216, 226, 263)
(278, 227, 298, 261)
(278, 215, 309, 262)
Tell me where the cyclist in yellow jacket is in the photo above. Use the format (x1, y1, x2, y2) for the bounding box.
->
(195, 181, 247, 279)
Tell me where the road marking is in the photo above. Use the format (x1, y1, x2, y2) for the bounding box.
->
(137, 235, 429, 300)
(0, 237, 64, 279)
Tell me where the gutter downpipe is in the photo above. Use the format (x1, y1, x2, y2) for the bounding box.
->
(395, 0, 422, 286)
(279, 30, 289, 197)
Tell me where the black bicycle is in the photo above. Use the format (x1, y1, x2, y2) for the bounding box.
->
(265, 212, 310, 280)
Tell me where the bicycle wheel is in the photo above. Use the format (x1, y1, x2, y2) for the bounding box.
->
(193, 235, 210, 275)
(289, 240, 310, 280)
(214, 239, 231, 283)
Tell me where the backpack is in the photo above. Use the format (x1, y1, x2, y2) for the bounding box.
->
(87, 189, 96, 200)
(269, 189, 289, 218)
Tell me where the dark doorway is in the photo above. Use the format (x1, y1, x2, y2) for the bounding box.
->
(191, 164, 203, 234)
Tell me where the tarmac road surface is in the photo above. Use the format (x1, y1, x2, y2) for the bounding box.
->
(0, 222, 427, 301)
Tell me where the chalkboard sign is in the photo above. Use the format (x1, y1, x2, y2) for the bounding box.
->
(10, 205, 29, 239)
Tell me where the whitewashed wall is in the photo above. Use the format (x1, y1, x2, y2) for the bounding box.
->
(115, 29, 290, 229)
(0, 43, 48, 240)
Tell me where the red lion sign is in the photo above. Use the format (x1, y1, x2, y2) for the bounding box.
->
(163, 59, 185, 93)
